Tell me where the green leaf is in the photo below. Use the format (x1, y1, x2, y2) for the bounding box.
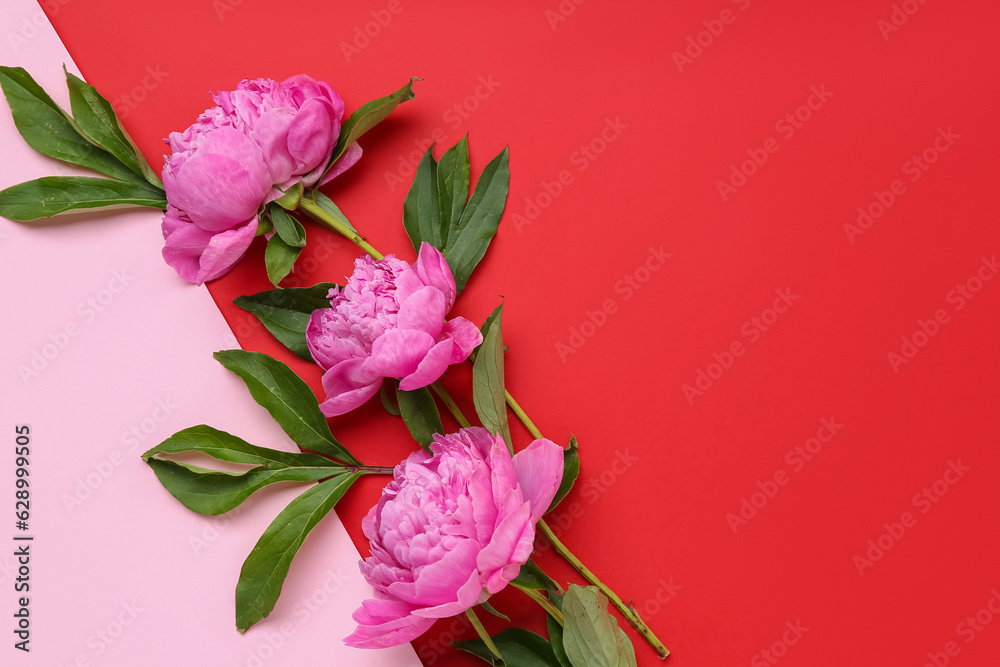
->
(311, 191, 360, 234)
(561, 585, 638, 667)
(142, 425, 348, 515)
(456, 628, 563, 666)
(547, 436, 581, 513)
(511, 558, 559, 591)
(145, 458, 347, 515)
(274, 181, 304, 210)
(547, 593, 573, 667)
(480, 600, 511, 622)
(402, 148, 442, 252)
(397, 386, 443, 451)
(265, 231, 302, 287)
(235, 473, 360, 632)
(322, 77, 419, 181)
(233, 283, 337, 361)
(379, 380, 401, 416)
(0, 66, 144, 182)
(0, 176, 166, 221)
(213, 350, 359, 464)
(63, 68, 163, 189)
(436, 135, 470, 241)
(472, 304, 512, 451)
(142, 424, 334, 468)
(268, 202, 306, 247)
(443, 147, 509, 293)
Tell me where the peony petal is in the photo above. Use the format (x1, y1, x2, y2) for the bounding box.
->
(317, 141, 362, 186)
(511, 438, 565, 524)
(286, 97, 336, 173)
(397, 286, 448, 339)
(251, 106, 297, 185)
(476, 502, 535, 594)
(344, 598, 435, 649)
(363, 329, 434, 379)
(318, 358, 382, 417)
(306, 308, 367, 371)
(388, 538, 480, 608)
(399, 339, 454, 391)
(161, 210, 257, 285)
(164, 127, 272, 231)
(414, 243, 457, 309)
(441, 317, 483, 364)
(410, 568, 483, 619)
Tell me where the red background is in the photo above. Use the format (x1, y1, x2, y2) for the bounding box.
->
(43, 0, 1000, 664)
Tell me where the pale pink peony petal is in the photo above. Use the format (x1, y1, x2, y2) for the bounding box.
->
(511, 438, 565, 523)
(318, 358, 382, 417)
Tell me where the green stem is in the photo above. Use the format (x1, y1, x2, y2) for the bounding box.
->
(355, 465, 396, 475)
(504, 389, 543, 439)
(538, 519, 668, 659)
(432, 381, 471, 428)
(512, 582, 564, 626)
(298, 197, 383, 260)
(464, 607, 502, 660)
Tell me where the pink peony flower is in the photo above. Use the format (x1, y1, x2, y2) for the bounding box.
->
(345, 427, 564, 648)
(161, 74, 362, 284)
(306, 242, 482, 416)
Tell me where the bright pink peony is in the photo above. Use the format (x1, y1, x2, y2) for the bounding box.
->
(306, 242, 482, 417)
(161, 74, 362, 284)
(345, 427, 564, 648)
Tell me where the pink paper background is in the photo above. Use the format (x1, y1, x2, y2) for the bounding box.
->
(0, 2, 417, 664)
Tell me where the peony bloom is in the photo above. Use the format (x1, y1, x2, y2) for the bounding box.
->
(306, 242, 482, 417)
(345, 427, 564, 648)
(161, 74, 362, 284)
